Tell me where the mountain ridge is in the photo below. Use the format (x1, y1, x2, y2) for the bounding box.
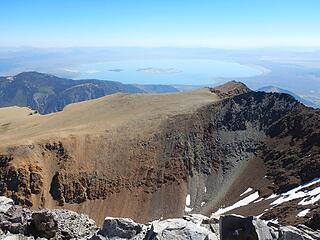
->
(0, 81, 318, 230)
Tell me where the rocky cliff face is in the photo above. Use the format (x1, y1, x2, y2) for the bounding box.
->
(0, 81, 318, 229)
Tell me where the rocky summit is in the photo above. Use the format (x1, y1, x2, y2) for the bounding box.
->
(0, 196, 319, 239)
(0, 80, 318, 239)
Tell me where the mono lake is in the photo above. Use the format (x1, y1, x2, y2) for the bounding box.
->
(64, 59, 262, 85)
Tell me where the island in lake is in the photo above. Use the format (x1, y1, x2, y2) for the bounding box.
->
(137, 67, 182, 74)
(108, 69, 124, 72)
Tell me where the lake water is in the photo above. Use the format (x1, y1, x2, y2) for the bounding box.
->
(69, 59, 262, 85)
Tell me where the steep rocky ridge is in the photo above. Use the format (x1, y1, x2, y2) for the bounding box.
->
(0, 81, 318, 228)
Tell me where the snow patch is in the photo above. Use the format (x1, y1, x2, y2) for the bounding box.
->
(212, 191, 260, 216)
(186, 194, 191, 206)
(271, 178, 320, 206)
(298, 187, 320, 205)
(240, 187, 253, 196)
(254, 198, 264, 203)
(201, 202, 206, 207)
(204, 187, 207, 193)
(185, 206, 193, 212)
(269, 219, 279, 224)
(297, 209, 310, 217)
(266, 194, 278, 200)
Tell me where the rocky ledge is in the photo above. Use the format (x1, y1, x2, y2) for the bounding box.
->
(0, 197, 319, 239)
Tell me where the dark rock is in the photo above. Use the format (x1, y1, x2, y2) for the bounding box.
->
(98, 217, 143, 239)
(0, 205, 32, 235)
(29, 210, 58, 239)
(306, 213, 320, 231)
(219, 215, 258, 240)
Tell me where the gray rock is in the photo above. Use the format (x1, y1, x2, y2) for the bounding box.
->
(280, 226, 317, 240)
(253, 218, 279, 239)
(0, 197, 14, 214)
(0, 233, 35, 239)
(146, 217, 218, 240)
(0, 202, 97, 239)
(51, 209, 98, 239)
(98, 217, 143, 239)
(296, 224, 320, 240)
(0, 206, 32, 235)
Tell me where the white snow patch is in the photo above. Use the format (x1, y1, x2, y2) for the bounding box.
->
(266, 194, 278, 200)
(271, 178, 320, 205)
(269, 219, 279, 224)
(256, 213, 264, 218)
(185, 206, 193, 212)
(298, 186, 320, 205)
(201, 202, 206, 207)
(204, 187, 207, 193)
(212, 191, 260, 216)
(297, 209, 310, 217)
(186, 194, 191, 206)
(254, 198, 264, 203)
(240, 187, 253, 196)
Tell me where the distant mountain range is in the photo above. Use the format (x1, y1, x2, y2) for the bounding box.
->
(257, 86, 319, 108)
(0, 72, 318, 115)
(0, 72, 179, 114)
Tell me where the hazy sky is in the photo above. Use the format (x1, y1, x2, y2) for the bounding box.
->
(1, 0, 320, 48)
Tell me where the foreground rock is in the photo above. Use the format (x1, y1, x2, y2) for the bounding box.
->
(0, 197, 319, 239)
(0, 197, 97, 239)
(92, 214, 320, 240)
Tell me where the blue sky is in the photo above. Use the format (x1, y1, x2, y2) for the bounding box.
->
(1, 0, 320, 48)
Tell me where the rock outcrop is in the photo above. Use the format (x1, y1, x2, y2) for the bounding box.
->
(0, 197, 318, 239)
(0, 197, 97, 239)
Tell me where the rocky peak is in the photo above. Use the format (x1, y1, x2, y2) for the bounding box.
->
(209, 80, 251, 98)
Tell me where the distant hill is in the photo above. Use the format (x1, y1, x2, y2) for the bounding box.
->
(0, 72, 178, 114)
(257, 86, 319, 108)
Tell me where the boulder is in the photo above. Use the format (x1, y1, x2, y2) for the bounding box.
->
(0, 206, 32, 235)
(29, 210, 58, 239)
(98, 217, 143, 239)
(219, 215, 259, 240)
(295, 224, 320, 240)
(280, 226, 315, 240)
(306, 213, 320, 231)
(0, 197, 14, 213)
(146, 216, 218, 240)
(253, 218, 279, 239)
(52, 209, 98, 239)
(0, 233, 35, 239)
